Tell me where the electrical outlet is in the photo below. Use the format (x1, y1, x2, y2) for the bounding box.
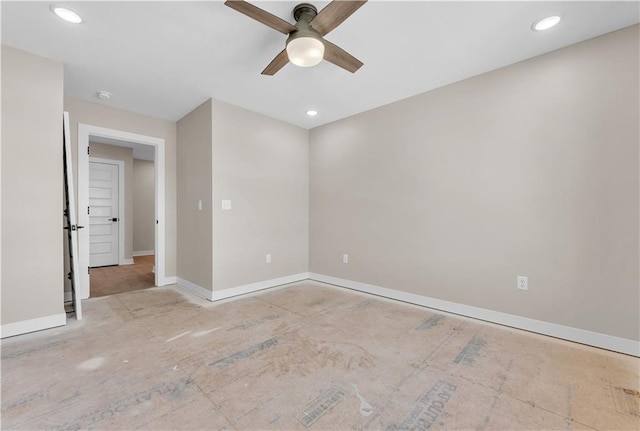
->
(343, 254, 349, 264)
(221, 200, 231, 210)
(517, 276, 528, 290)
(266, 254, 271, 264)
(197, 200, 203, 210)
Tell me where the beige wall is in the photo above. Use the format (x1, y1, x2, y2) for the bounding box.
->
(1, 46, 65, 325)
(212, 100, 309, 290)
(309, 26, 639, 341)
(89, 142, 134, 261)
(133, 159, 155, 253)
(177, 99, 213, 290)
(64, 97, 177, 277)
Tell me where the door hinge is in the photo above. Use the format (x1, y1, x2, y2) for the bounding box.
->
(87, 147, 90, 155)
(88, 267, 90, 274)
(87, 206, 90, 215)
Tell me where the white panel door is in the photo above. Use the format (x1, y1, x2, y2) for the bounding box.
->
(89, 162, 119, 267)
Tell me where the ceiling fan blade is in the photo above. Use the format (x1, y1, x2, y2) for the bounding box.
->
(311, 0, 367, 36)
(262, 49, 289, 75)
(323, 40, 363, 73)
(225, 0, 297, 35)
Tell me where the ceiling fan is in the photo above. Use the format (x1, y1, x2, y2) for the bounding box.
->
(224, 0, 367, 75)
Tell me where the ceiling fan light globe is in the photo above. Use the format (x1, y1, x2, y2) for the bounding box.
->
(286, 37, 325, 67)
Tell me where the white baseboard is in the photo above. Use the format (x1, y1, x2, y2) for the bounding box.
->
(176, 277, 213, 301)
(120, 258, 134, 266)
(163, 276, 177, 285)
(133, 250, 154, 257)
(309, 273, 640, 357)
(176, 273, 310, 303)
(212, 272, 310, 301)
(1, 313, 67, 339)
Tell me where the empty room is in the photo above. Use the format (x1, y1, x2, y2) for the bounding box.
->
(1, 1, 639, 430)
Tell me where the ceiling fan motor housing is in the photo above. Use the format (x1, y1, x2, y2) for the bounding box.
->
(286, 20, 323, 47)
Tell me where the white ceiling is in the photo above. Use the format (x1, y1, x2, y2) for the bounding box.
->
(2, 1, 638, 129)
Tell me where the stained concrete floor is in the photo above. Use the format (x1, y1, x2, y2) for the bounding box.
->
(1, 281, 638, 430)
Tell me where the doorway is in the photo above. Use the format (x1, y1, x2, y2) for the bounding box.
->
(77, 124, 167, 300)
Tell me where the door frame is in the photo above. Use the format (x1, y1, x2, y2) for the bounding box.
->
(78, 124, 166, 299)
(89, 157, 125, 266)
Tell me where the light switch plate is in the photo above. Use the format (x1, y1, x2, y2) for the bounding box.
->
(221, 200, 231, 210)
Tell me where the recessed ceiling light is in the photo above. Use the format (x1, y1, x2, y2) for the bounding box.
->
(97, 91, 112, 100)
(50, 5, 83, 24)
(306, 110, 318, 117)
(532, 15, 562, 31)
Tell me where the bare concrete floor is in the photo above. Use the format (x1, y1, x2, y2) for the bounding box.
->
(2, 281, 638, 430)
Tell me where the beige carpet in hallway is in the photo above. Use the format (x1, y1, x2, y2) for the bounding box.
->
(2, 282, 638, 430)
(89, 255, 155, 298)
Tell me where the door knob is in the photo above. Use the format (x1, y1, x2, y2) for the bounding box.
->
(111, 218, 118, 222)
